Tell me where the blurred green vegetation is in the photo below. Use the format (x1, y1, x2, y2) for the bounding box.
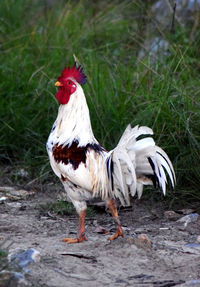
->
(0, 0, 200, 202)
(38, 199, 95, 217)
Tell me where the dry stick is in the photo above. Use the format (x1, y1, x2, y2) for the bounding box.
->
(170, 2, 176, 34)
(60, 252, 97, 263)
(166, 0, 183, 28)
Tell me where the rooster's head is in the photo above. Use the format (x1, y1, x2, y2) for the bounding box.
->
(55, 63, 87, 105)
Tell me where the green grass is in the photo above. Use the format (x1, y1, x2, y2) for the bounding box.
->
(0, 248, 8, 273)
(39, 200, 94, 217)
(38, 200, 77, 216)
(0, 249, 7, 259)
(0, 0, 200, 202)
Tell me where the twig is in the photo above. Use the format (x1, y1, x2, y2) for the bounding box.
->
(60, 252, 97, 263)
(138, 59, 161, 77)
(166, 0, 183, 28)
(170, 2, 176, 34)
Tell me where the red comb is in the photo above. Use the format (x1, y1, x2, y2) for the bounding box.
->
(58, 63, 87, 85)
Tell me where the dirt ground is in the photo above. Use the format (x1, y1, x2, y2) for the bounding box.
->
(1, 183, 200, 287)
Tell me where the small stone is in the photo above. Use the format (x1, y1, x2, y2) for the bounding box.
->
(134, 234, 151, 248)
(0, 196, 7, 203)
(164, 210, 179, 221)
(177, 213, 199, 227)
(92, 220, 98, 226)
(8, 248, 40, 270)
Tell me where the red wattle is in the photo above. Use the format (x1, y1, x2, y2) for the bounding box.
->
(56, 89, 70, 105)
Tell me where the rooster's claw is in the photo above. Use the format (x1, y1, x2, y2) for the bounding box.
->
(62, 234, 88, 244)
(108, 225, 124, 241)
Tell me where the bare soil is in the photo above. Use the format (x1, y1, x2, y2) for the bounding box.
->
(1, 183, 200, 287)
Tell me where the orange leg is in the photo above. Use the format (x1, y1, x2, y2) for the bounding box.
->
(107, 199, 124, 241)
(62, 210, 88, 244)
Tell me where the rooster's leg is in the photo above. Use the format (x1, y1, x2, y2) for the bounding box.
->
(62, 210, 88, 244)
(107, 199, 124, 241)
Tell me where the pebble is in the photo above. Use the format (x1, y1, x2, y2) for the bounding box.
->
(164, 210, 179, 221)
(8, 248, 40, 271)
(0, 196, 7, 202)
(134, 234, 151, 248)
(177, 213, 199, 227)
(92, 220, 98, 226)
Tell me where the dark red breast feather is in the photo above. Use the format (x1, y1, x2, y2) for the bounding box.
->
(58, 63, 87, 85)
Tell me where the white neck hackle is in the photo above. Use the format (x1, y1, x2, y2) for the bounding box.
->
(53, 81, 96, 147)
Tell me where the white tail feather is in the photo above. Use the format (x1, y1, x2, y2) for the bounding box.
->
(109, 125, 175, 206)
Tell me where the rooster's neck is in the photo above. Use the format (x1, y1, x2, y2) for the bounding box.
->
(53, 86, 95, 146)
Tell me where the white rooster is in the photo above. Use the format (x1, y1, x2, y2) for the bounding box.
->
(46, 62, 175, 243)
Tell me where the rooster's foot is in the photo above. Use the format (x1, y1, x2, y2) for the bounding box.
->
(62, 234, 88, 244)
(108, 225, 124, 241)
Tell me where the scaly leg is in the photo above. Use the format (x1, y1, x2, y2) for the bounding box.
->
(62, 210, 88, 244)
(107, 199, 124, 241)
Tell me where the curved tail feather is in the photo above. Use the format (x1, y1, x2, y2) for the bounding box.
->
(108, 125, 175, 205)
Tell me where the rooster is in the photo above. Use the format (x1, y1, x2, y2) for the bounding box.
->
(46, 62, 175, 244)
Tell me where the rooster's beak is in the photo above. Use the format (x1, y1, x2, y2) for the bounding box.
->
(55, 81, 63, 87)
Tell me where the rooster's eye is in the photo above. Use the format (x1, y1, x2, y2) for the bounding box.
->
(67, 80, 72, 85)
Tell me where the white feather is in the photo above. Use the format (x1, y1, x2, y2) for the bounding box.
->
(110, 125, 176, 205)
